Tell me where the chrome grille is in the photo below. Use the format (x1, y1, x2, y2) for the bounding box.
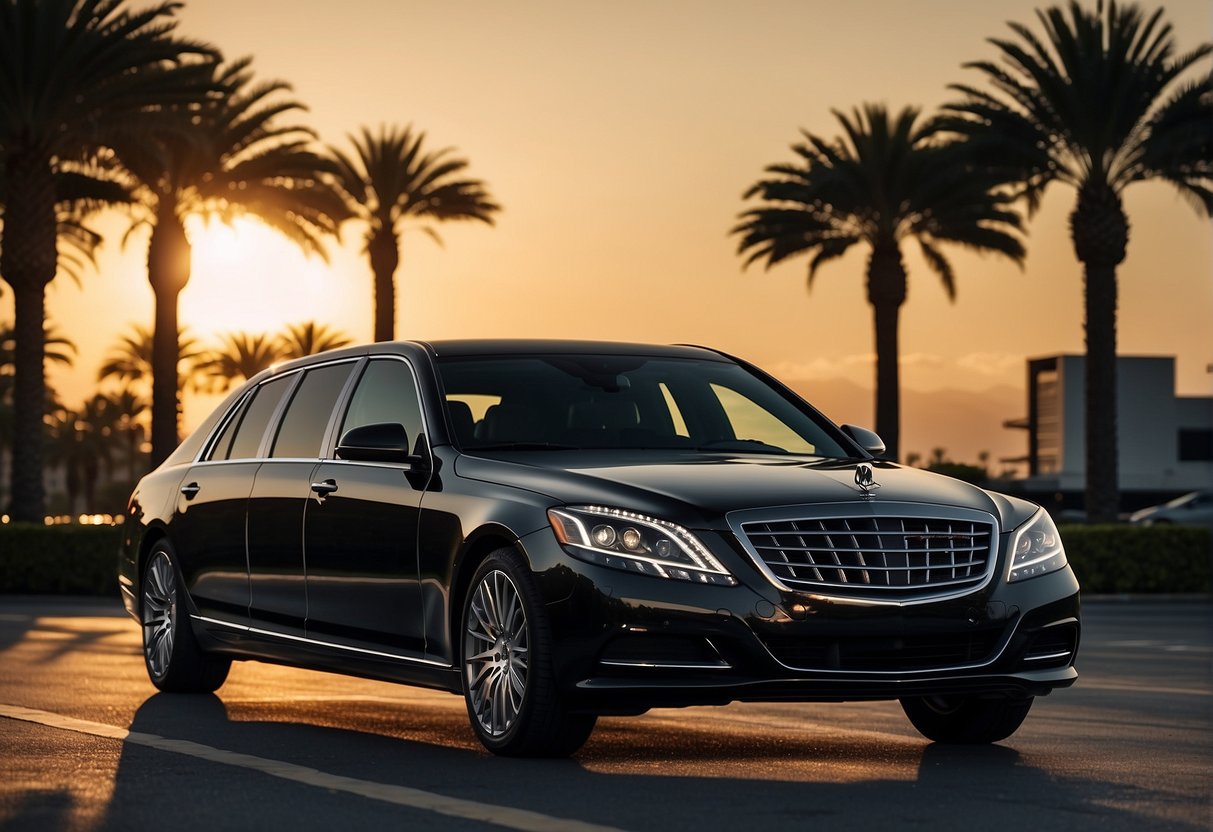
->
(739, 515, 994, 599)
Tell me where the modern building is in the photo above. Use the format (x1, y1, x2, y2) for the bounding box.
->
(1002, 355, 1212, 511)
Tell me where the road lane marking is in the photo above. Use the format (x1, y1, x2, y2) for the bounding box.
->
(0, 703, 628, 832)
(1076, 681, 1211, 697)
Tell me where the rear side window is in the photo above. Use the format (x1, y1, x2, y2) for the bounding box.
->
(271, 362, 355, 459)
(340, 359, 425, 453)
(224, 374, 294, 460)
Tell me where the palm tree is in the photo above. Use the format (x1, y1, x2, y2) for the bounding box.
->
(103, 388, 149, 490)
(98, 325, 208, 397)
(0, 321, 74, 511)
(734, 105, 1025, 460)
(200, 332, 281, 392)
(45, 394, 121, 514)
(940, 2, 1212, 521)
(116, 57, 348, 467)
(0, 0, 218, 522)
(1, 165, 131, 290)
(276, 321, 353, 360)
(330, 125, 500, 342)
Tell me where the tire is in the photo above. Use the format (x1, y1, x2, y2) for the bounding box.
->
(901, 695, 1033, 744)
(141, 541, 231, 693)
(460, 547, 596, 757)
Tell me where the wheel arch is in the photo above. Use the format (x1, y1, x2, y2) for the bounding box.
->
(134, 525, 171, 614)
(448, 524, 528, 662)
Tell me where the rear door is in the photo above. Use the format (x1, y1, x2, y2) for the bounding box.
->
(246, 361, 358, 636)
(173, 375, 293, 624)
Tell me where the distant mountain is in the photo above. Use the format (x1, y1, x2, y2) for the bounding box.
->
(785, 377, 1026, 469)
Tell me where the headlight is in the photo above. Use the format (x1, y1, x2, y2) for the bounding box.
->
(547, 506, 737, 586)
(1007, 508, 1068, 582)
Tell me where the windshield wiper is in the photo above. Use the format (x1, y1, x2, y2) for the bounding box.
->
(683, 440, 792, 455)
(467, 442, 579, 451)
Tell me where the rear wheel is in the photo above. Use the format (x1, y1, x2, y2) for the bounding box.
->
(901, 695, 1033, 744)
(461, 548, 595, 757)
(142, 542, 230, 693)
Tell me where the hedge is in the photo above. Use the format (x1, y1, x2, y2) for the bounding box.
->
(0, 522, 1209, 596)
(1058, 524, 1211, 594)
(0, 524, 123, 595)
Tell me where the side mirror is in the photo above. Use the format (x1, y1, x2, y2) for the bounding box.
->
(337, 422, 411, 463)
(841, 424, 886, 458)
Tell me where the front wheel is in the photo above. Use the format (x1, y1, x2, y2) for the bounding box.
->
(142, 542, 231, 693)
(461, 548, 595, 757)
(901, 695, 1033, 744)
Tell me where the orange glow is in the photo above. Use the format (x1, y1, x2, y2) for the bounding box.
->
(6, 0, 1209, 467)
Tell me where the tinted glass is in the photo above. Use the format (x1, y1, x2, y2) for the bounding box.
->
(271, 362, 355, 459)
(436, 355, 850, 457)
(206, 391, 252, 461)
(171, 386, 247, 466)
(226, 374, 294, 460)
(340, 359, 425, 453)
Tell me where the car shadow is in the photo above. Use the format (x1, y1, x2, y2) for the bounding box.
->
(86, 691, 1204, 832)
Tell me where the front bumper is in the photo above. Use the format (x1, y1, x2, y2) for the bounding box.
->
(521, 527, 1080, 712)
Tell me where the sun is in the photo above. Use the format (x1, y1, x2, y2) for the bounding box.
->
(186, 216, 257, 268)
(179, 215, 368, 345)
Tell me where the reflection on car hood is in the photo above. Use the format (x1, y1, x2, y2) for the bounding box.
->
(454, 451, 1032, 531)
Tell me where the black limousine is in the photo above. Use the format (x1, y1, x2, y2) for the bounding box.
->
(120, 340, 1079, 756)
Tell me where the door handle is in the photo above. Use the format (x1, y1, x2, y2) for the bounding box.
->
(310, 479, 338, 495)
(179, 482, 201, 499)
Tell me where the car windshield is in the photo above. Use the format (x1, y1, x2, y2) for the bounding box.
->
(436, 354, 852, 458)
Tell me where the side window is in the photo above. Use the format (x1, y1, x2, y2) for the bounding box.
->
(709, 383, 816, 454)
(340, 359, 425, 454)
(271, 362, 355, 459)
(206, 392, 252, 461)
(225, 374, 294, 460)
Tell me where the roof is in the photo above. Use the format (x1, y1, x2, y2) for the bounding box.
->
(416, 339, 730, 361)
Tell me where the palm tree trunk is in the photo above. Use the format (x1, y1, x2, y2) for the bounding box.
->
(866, 243, 907, 461)
(1070, 183, 1127, 523)
(368, 229, 400, 342)
(1080, 261, 1119, 522)
(147, 200, 191, 468)
(1, 152, 57, 522)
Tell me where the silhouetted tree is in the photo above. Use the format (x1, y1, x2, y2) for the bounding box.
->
(734, 105, 1025, 460)
(941, 1, 1212, 520)
(0, 321, 74, 511)
(98, 325, 207, 397)
(116, 57, 348, 467)
(0, 0, 217, 521)
(276, 321, 352, 360)
(200, 333, 281, 391)
(330, 125, 500, 342)
(46, 394, 121, 514)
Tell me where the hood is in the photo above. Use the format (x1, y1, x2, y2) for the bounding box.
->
(454, 451, 1036, 532)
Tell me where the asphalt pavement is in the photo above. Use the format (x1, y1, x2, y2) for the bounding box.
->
(0, 596, 1208, 832)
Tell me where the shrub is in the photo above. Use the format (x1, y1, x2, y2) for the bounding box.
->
(1059, 524, 1212, 594)
(0, 524, 123, 596)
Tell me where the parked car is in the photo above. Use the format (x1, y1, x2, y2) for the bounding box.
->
(119, 340, 1080, 756)
(1129, 491, 1213, 532)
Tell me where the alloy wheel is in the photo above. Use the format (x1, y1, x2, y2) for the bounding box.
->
(142, 552, 177, 678)
(464, 569, 530, 737)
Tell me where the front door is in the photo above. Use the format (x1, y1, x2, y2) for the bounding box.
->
(304, 357, 429, 656)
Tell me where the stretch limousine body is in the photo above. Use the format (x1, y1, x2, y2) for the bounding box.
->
(120, 340, 1080, 756)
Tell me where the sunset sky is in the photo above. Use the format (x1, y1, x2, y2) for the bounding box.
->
(5, 0, 1211, 464)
